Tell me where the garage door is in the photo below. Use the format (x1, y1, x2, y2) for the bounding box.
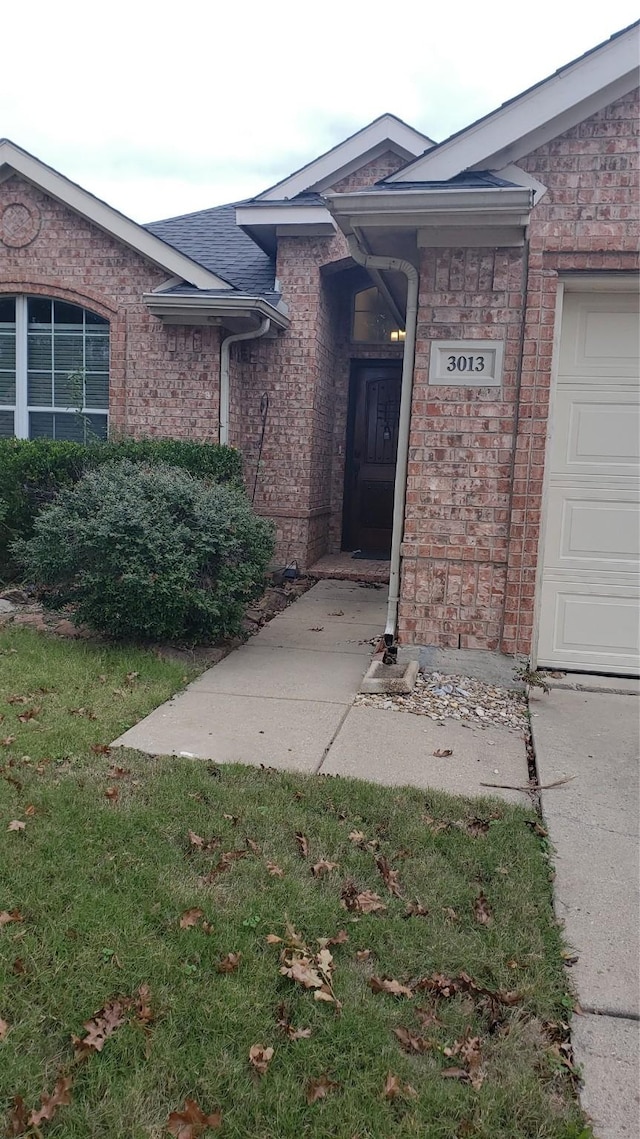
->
(537, 290, 640, 675)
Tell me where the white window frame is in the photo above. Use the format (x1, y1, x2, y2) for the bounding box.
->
(0, 296, 109, 440)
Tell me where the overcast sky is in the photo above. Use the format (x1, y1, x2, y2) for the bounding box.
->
(1, 1, 637, 223)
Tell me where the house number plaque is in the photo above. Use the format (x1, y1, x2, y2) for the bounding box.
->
(429, 340, 504, 387)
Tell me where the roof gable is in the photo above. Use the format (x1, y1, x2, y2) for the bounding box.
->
(387, 22, 639, 183)
(255, 114, 434, 202)
(0, 139, 231, 291)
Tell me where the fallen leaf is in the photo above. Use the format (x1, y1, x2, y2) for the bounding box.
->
(280, 957, 324, 990)
(108, 766, 131, 778)
(328, 610, 344, 616)
(7, 820, 25, 832)
(393, 1026, 431, 1053)
(355, 949, 371, 962)
(1, 736, 17, 747)
(526, 819, 548, 838)
(340, 882, 387, 914)
(17, 707, 41, 723)
(383, 1072, 417, 1100)
(29, 1075, 73, 1125)
(179, 908, 204, 929)
(216, 952, 241, 973)
(7, 695, 29, 705)
(474, 893, 492, 926)
(135, 984, 154, 1026)
(306, 1074, 339, 1103)
(323, 929, 349, 947)
(369, 976, 413, 998)
(433, 748, 453, 758)
(308, 626, 324, 632)
(0, 909, 24, 927)
(125, 672, 139, 685)
(0, 1016, 9, 1039)
(311, 859, 338, 877)
(444, 1030, 484, 1088)
(24, 804, 36, 817)
(441, 1067, 470, 1081)
(104, 786, 119, 802)
(422, 814, 450, 834)
(295, 832, 309, 858)
(375, 855, 402, 897)
(266, 861, 284, 877)
(276, 1002, 312, 1040)
(348, 830, 366, 845)
(167, 1097, 222, 1137)
(223, 813, 239, 825)
(245, 837, 261, 855)
(91, 744, 111, 756)
(265, 933, 283, 944)
(443, 906, 459, 922)
(404, 900, 429, 918)
(12, 958, 25, 975)
(73, 998, 129, 1057)
(249, 1043, 274, 1076)
(7, 1095, 27, 1135)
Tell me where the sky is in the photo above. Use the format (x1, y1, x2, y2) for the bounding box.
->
(1, 1, 638, 223)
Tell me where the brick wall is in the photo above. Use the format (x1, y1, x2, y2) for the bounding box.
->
(398, 88, 639, 653)
(0, 175, 221, 440)
(330, 150, 409, 193)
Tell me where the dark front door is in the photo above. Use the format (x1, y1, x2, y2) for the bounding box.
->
(343, 361, 401, 556)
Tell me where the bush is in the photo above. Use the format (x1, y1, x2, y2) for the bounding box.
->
(0, 437, 243, 579)
(13, 460, 274, 643)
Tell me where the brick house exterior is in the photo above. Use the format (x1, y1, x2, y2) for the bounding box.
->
(1, 23, 638, 673)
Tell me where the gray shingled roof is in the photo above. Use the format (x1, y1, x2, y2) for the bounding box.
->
(145, 202, 276, 295)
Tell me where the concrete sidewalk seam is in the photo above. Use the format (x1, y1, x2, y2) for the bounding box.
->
(579, 1007, 640, 1022)
(314, 704, 354, 775)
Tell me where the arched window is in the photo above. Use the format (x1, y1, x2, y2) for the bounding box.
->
(352, 286, 405, 344)
(0, 297, 109, 441)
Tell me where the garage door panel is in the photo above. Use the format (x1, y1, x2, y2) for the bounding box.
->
(559, 294, 639, 379)
(543, 488, 640, 574)
(538, 582, 640, 674)
(551, 389, 640, 477)
(537, 290, 640, 675)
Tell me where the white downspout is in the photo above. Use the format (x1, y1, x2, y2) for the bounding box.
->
(219, 317, 271, 445)
(347, 233, 419, 645)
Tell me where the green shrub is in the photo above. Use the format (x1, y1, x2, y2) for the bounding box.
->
(13, 460, 274, 643)
(0, 437, 243, 579)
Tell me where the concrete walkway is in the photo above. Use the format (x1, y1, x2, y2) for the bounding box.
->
(530, 683, 640, 1139)
(115, 579, 529, 799)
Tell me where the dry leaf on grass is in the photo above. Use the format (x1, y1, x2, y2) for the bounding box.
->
(167, 1098, 222, 1137)
(375, 855, 402, 897)
(393, 1026, 431, 1053)
(7, 695, 29, 705)
(90, 743, 111, 755)
(104, 786, 119, 802)
(8, 1095, 27, 1134)
(17, 707, 41, 723)
(7, 820, 25, 832)
(223, 813, 239, 825)
(383, 1072, 417, 1100)
(295, 832, 309, 858)
(249, 1043, 274, 1076)
(73, 999, 129, 1056)
(306, 1075, 339, 1103)
(29, 1075, 73, 1126)
(265, 861, 284, 877)
(355, 949, 371, 962)
(0, 1016, 9, 1039)
(0, 909, 24, 927)
(444, 1030, 484, 1088)
(369, 976, 413, 998)
(320, 929, 349, 947)
(276, 1002, 312, 1040)
(474, 893, 492, 925)
(108, 766, 131, 779)
(441, 1066, 469, 1081)
(340, 882, 387, 914)
(179, 908, 204, 930)
(404, 900, 429, 918)
(1, 737, 17, 747)
(198, 849, 248, 885)
(187, 830, 220, 853)
(216, 952, 241, 973)
(348, 830, 366, 845)
(245, 837, 261, 855)
(311, 860, 338, 877)
(433, 748, 453, 758)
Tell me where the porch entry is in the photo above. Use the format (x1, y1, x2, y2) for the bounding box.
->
(342, 360, 401, 557)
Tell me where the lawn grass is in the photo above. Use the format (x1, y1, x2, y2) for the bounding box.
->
(0, 627, 590, 1138)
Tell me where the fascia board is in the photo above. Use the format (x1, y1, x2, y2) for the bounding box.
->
(235, 203, 337, 230)
(256, 116, 433, 202)
(0, 141, 230, 291)
(329, 185, 532, 216)
(387, 27, 639, 183)
(143, 292, 290, 329)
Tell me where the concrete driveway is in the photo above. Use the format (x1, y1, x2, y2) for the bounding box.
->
(530, 679, 640, 1139)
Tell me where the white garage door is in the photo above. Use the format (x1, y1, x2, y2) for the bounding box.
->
(537, 290, 640, 675)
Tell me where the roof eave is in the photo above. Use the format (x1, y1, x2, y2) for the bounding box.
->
(326, 185, 534, 235)
(143, 292, 290, 330)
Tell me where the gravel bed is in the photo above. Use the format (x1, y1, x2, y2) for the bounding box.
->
(355, 670, 528, 732)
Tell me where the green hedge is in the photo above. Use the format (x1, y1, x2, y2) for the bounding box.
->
(0, 437, 243, 581)
(14, 460, 273, 643)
